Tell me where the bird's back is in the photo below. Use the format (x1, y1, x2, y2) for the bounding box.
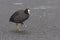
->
(9, 10, 29, 23)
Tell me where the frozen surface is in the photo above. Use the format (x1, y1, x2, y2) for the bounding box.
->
(0, 0, 60, 40)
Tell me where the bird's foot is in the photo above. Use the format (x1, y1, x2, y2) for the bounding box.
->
(16, 29, 21, 32)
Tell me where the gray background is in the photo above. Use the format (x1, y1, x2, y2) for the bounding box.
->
(0, 0, 60, 40)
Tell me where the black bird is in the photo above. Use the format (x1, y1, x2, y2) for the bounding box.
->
(9, 8, 30, 32)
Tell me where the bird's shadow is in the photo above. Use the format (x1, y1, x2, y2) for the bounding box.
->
(9, 30, 31, 35)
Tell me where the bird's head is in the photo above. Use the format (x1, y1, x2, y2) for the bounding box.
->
(24, 8, 31, 15)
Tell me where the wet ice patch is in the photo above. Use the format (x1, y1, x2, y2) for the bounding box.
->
(13, 3, 23, 5)
(32, 6, 52, 9)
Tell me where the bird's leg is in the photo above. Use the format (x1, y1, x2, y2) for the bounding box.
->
(16, 23, 20, 32)
(21, 23, 27, 27)
(21, 23, 24, 27)
(20, 23, 27, 31)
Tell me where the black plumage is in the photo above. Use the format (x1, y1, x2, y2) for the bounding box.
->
(9, 8, 30, 32)
(9, 8, 30, 24)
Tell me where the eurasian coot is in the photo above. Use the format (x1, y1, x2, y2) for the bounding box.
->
(9, 8, 30, 32)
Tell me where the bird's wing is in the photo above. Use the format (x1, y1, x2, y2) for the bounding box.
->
(14, 13, 29, 22)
